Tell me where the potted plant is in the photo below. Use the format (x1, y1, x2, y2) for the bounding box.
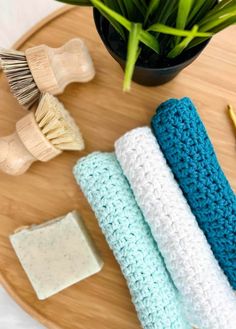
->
(57, 0, 236, 90)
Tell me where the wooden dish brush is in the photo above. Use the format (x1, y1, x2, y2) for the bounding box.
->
(0, 38, 95, 109)
(0, 93, 84, 176)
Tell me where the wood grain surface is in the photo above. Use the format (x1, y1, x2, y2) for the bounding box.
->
(0, 6, 235, 329)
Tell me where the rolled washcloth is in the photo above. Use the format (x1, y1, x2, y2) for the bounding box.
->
(73, 152, 190, 329)
(151, 97, 236, 289)
(115, 127, 236, 329)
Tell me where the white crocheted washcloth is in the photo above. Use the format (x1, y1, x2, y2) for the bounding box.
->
(115, 127, 236, 329)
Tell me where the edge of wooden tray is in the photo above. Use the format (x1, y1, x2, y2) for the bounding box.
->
(13, 5, 73, 49)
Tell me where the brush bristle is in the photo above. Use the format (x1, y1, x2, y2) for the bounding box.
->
(0, 48, 40, 109)
(35, 93, 85, 151)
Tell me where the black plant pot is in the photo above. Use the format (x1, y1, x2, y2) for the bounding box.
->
(93, 9, 211, 86)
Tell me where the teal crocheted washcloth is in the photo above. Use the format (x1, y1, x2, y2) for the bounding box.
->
(73, 152, 190, 329)
(151, 97, 236, 289)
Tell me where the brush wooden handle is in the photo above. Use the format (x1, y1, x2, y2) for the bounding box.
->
(0, 132, 36, 176)
(25, 38, 95, 94)
(0, 113, 61, 176)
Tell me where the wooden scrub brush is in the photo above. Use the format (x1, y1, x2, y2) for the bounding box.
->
(0, 93, 84, 175)
(0, 38, 95, 109)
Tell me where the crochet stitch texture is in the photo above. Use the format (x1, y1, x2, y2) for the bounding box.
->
(115, 127, 236, 329)
(73, 152, 190, 329)
(152, 97, 236, 289)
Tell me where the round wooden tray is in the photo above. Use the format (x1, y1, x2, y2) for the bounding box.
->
(0, 6, 235, 329)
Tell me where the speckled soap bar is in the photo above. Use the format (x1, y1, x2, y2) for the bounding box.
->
(10, 211, 103, 300)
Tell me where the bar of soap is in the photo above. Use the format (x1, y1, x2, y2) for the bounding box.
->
(10, 211, 103, 300)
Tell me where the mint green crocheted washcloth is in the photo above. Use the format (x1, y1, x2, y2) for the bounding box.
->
(73, 152, 190, 329)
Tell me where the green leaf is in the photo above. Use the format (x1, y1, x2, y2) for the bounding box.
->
(99, 9, 126, 40)
(117, 0, 127, 16)
(176, 0, 193, 29)
(199, 0, 236, 25)
(186, 36, 210, 49)
(155, 0, 178, 24)
(123, 0, 136, 20)
(138, 0, 147, 7)
(198, 2, 236, 27)
(209, 15, 236, 33)
(103, 0, 121, 13)
(123, 23, 142, 91)
(188, 6, 236, 49)
(91, 0, 160, 53)
(187, 0, 216, 26)
(167, 25, 200, 58)
(176, 0, 193, 44)
(187, 0, 209, 24)
(148, 23, 212, 37)
(144, 0, 160, 25)
(199, 8, 236, 31)
(131, 0, 147, 16)
(188, 15, 236, 49)
(91, 0, 132, 29)
(152, 0, 178, 39)
(139, 30, 160, 53)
